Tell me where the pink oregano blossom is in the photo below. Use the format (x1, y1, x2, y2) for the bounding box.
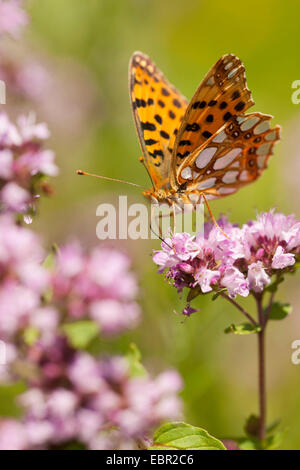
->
(0, 112, 58, 217)
(0, 220, 183, 449)
(0, 0, 28, 38)
(153, 210, 300, 308)
(0, 354, 182, 450)
(0, 214, 49, 339)
(52, 243, 140, 336)
(0, 220, 141, 342)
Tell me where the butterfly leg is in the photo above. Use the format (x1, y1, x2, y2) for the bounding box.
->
(170, 202, 178, 254)
(153, 203, 178, 252)
(201, 192, 230, 240)
(172, 202, 177, 235)
(150, 203, 163, 239)
(149, 205, 175, 252)
(150, 202, 177, 238)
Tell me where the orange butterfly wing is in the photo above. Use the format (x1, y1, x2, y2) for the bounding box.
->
(129, 52, 280, 202)
(129, 52, 188, 190)
(170, 54, 254, 187)
(176, 112, 280, 199)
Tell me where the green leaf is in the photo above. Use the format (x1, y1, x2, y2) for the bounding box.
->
(23, 327, 39, 346)
(268, 302, 292, 320)
(292, 261, 300, 270)
(236, 437, 260, 450)
(148, 422, 226, 450)
(0, 381, 27, 418)
(212, 289, 226, 301)
(62, 321, 100, 349)
(43, 248, 57, 270)
(224, 323, 261, 335)
(245, 416, 281, 440)
(42, 286, 53, 304)
(187, 286, 201, 302)
(265, 277, 284, 293)
(263, 431, 284, 450)
(126, 343, 146, 377)
(41, 250, 56, 303)
(244, 414, 260, 438)
(235, 424, 284, 450)
(266, 419, 281, 435)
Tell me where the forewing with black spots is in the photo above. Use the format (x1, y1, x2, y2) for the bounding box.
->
(129, 52, 188, 190)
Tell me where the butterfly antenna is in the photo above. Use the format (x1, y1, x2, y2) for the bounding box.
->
(201, 192, 230, 240)
(76, 170, 145, 189)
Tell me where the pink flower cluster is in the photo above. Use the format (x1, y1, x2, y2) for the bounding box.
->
(0, 216, 140, 343)
(0, 112, 58, 216)
(0, 214, 49, 340)
(0, 351, 182, 450)
(0, 217, 182, 449)
(0, 58, 50, 101)
(0, 0, 28, 38)
(153, 210, 300, 302)
(52, 243, 140, 336)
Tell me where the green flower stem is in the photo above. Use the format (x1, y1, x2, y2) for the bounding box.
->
(221, 292, 257, 327)
(263, 289, 277, 326)
(257, 328, 266, 443)
(255, 293, 268, 444)
(223, 290, 278, 445)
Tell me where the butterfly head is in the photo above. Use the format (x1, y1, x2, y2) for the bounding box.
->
(142, 188, 170, 204)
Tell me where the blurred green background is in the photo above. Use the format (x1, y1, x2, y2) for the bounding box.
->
(3, 0, 300, 449)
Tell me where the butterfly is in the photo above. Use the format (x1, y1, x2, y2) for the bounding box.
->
(129, 51, 280, 217)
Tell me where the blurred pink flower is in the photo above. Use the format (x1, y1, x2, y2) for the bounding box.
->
(46, 389, 78, 419)
(0, 228, 183, 450)
(0, 420, 27, 450)
(17, 113, 50, 141)
(52, 244, 140, 335)
(12, 352, 183, 449)
(0, 150, 14, 179)
(1, 181, 30, 211)
(0, 215, 51, 339)
(0, 0, 28, 38)
(30, 308, 59, 345)
(25, 420, 53, 447)
(0, 112, 58, 217)
(68, 353, 105, 394)
(0, 281, 40, 336)
(90, 300, 140, 336)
